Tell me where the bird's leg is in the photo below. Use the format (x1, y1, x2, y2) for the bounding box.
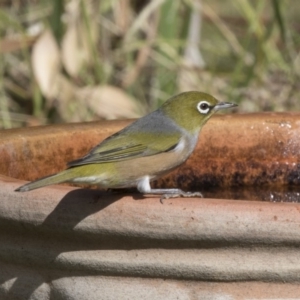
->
(137, 177, 203, 204)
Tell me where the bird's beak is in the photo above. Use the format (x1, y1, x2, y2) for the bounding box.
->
(214, 102, 237, 111)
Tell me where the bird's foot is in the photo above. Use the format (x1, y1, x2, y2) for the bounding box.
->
(160, 191, 203, 204)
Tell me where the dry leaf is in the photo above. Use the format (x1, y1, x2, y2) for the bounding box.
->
(31, 30, 61, 98)
(62, 19, 95, 77)
(77, 85, 144, 120)
(61, 0, 99, 77)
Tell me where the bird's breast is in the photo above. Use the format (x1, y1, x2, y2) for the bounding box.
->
(115, 134, 198, 182)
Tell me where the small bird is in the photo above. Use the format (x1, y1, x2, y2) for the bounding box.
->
(15, 91, 236, 201)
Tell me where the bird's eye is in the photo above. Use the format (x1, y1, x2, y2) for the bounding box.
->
(197, 101, 210, 114)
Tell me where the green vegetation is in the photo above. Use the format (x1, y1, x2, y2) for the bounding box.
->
(0, 0, 299, 128)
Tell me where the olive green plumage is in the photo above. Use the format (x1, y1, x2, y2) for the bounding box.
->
(15, 91, 236, 199)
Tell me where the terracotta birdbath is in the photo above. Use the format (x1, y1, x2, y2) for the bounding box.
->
(1, 113, 300, 299)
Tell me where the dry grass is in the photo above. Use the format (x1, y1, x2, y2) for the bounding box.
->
(0, 0, 300, 128)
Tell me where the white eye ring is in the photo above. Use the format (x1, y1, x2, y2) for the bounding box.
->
(197, 101, 210, 114)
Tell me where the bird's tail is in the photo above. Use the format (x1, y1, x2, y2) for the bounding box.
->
(15, 169, 75, 192)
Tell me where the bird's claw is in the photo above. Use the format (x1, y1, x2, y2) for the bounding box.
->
(160, 191, 203, 204)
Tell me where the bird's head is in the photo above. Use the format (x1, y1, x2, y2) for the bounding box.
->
(161, 91, 237, 133)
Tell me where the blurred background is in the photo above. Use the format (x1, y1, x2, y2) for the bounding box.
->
(0, 0, 299, 128)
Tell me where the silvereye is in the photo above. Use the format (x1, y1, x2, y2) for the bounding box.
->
(15, 91, 236, 200)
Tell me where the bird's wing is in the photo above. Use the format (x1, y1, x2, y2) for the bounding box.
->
(67, 131, 181, 167)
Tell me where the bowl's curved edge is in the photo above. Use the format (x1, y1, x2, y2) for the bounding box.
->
(2, 113, 300, 298)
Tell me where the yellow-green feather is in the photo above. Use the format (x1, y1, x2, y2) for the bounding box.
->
(161, 91, 219, 133)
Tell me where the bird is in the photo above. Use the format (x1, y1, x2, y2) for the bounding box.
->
(15, 91, 237, 201)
